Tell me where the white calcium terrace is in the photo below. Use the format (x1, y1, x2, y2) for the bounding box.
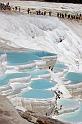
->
(0, 2, 82, 122)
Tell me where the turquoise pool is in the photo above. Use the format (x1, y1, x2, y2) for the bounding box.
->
(7, 52, 41, 65)
(59, 102, 82, 123)
(1, 50, 56, 66)
(29, 69, 49, 78)
(0, 72, 30, 86)
(19, 89, 54, 99)
(58, 98, 79, 109)
(53, 62, 68, 73)
(30, 79, 55, 89)
(65, 72, 82, 84)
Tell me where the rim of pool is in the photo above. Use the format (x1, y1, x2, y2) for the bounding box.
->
(29, 79, 56, 90)
(64, 71, 82, 84)
(0, 72, 31, 87)
(18, 89, 56, 101)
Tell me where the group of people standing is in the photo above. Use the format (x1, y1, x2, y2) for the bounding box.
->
(36, 10, 52, 16)
(27, 8, 52, 16)
(0, 2, 82, 20)
(0, 2, 11, 10)
(12, 6, 52, 16)
(57, 12, 82, 20)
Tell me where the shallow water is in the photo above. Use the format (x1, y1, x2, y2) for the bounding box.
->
(53, 62, 68, 73)
(7, 52, 40, 65)
(65, 72, 82, 84)
(59, 102, 82, 123)
(0, 72, 29, 86)
(20, 89, 54, 99)
(30, 79, 55, 89)
(58, 98, 79, 109)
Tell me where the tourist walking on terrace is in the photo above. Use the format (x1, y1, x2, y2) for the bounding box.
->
(15, 6, 17, 11)
(18, 7, 20, 12)
(38, 10, 41, 15)
(49, 11, 52, 16)
(43, 11, 46, 16)
(27, 8, 30, 14)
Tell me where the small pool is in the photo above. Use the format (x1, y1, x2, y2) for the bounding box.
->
(7, 52, 41, 66)
(65, 72, 82, 84)
(19, 89, 54, 99)
(30, 79, 55, 89)
(53, 62, 68, 73)
(1, 50, 56, 66)
(0, 72, 30, 86)
(58, 102, 82, 123)
(30, 69, 50, 78)
(58, 98, 79, 109)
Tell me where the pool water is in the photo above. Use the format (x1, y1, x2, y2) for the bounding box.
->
(53, 62, 68, 73)
(65, 72, 82, 84)
(20, 89, 54, 99)
(30, 79, 55, 89)
(7, 52, 41, 65)
(1, 51, 56, 66)
(0, 72, 29, 86)
(59, 102, 82, 123)
(58, 98, 79, 109)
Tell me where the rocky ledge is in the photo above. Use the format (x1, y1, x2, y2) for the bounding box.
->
(0, 95, 69, 124)
(0, 95, 32, 124)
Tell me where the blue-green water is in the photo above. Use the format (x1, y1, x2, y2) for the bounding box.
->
(60, 102, 82, 123)
(0, 73, 29, 86)
(1, 51, 56, 66)
(30, 79, 55, 89)
(30, 69, 49, 78)
(34, 51, 56, 57)
(20, 89, 54, 99)
(58, 98, 79, 108)
(7, 52, 41, 65)
(65, 72, 82, 84)
(53, 62, 67, 73)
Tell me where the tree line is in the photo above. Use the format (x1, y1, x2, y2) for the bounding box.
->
(44, 0, 82, 3)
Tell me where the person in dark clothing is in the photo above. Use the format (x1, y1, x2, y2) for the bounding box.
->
(27, 8, 30, 14)
(36, 11, 38, 15)
(41, 11, 43, 15)
(60, 105, 62, 110)
(62, 13, 64, 18)
(65, 13, 67, 18)
(49, 11, 52, 16)
(44, 11, 46, 16)
(49, 66, 51, 69)
(68, 14, 70, 19)
(60, 13, 62, 18)
(57, 12, 59, 17)
(80, 14, 81, 17)
(59, 38, 63, 43)
(6, 2, 9, 7)
(38, 10, 41, 15)
(15, 6, 17, 11)
(74, 15, 75, 19)
(19, 7, 20, 12)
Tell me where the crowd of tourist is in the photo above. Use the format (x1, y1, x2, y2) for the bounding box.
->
(57, 12, 82, 20)
(0, 2, 52, 16)
(0, 2, 82, 20)
(0, 2, 11, 10)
